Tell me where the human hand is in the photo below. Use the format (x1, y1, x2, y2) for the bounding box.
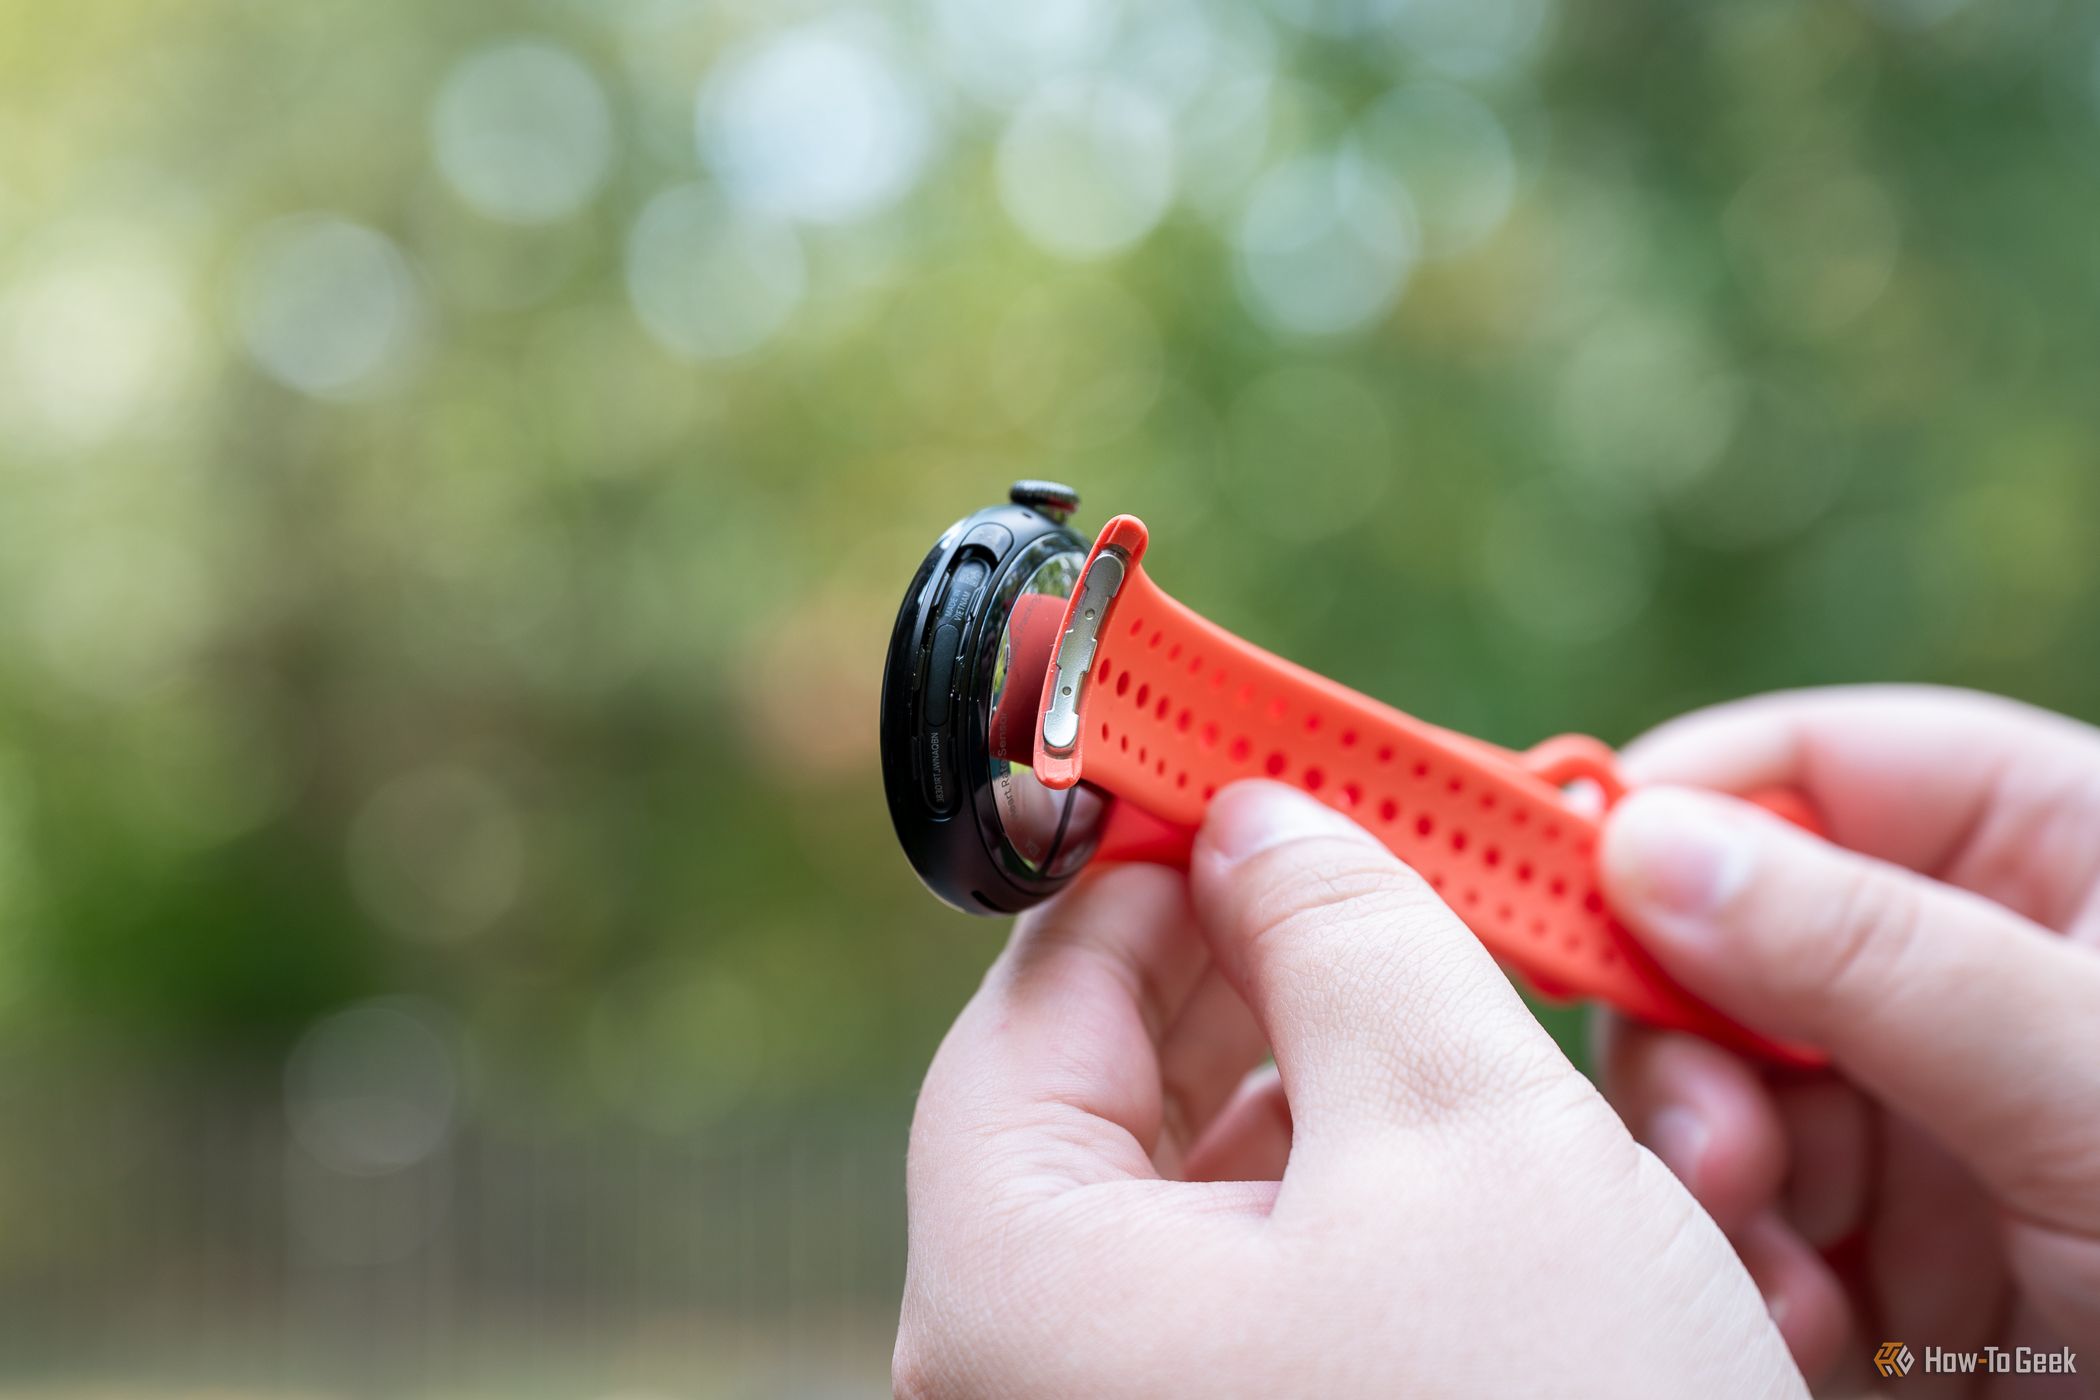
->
(896, 780, 1805, 1399)
(1598, 686, 2100, 1396)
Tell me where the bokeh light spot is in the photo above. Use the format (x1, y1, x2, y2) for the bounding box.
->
(997, 77, 1176, 260)
(1235, 149, 1419, 337)
(347, 763, 525, 945)
(930, 0, 1123, 108)
(285, 998, 460, 1176)
(0, 225, 194, 452)
(625, 184, 807, 361)
(1178, 73, 1277, 217)
(1554, 309, 1741, 495)
(1378, 0, 1554, 79)
(431, 40, 614, 225)
(699, 18, 931, 225)
(233, 214, 422, 399)
(1355, 82, 1516, 258)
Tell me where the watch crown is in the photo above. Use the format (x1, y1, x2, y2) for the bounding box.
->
(1008, 480, 1080, 524)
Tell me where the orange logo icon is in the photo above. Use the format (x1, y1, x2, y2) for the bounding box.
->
(1876, 1342, 1915, 1378)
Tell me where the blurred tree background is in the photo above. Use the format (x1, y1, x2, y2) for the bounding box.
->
(1, 0, 2097, 1392)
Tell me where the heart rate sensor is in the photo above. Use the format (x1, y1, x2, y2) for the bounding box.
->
(883, 484, 1822, 1066)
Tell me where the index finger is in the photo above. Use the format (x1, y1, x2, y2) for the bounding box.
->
(907, 862, 1210, 1214)
(1622, 684, 2100, 933)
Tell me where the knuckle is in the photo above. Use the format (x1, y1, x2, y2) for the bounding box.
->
(1791, 861, 1925, 1013)
(1963, 757, 2100, 931)
(1236, 858, 1445, 1021)
(1236, 846, 1440, 964)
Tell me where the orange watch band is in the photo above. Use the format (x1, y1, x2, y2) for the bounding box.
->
(1032, 515, 1821, 1068)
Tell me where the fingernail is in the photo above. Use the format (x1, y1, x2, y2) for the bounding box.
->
(1645, 1104, 1708, 1189)
(1606, 791, 1753, 920)
(1205, 780, 1379, 866)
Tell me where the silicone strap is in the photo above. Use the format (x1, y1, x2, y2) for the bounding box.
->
(1034, 515, 1821, 1068)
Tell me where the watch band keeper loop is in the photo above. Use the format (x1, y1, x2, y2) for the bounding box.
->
(1519, 734, 1629, 809)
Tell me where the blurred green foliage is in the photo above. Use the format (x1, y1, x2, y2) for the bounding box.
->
(2, 0, 2098, 1138)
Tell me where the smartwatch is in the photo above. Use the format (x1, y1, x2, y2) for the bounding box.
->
(882, 483, 1821, 1066)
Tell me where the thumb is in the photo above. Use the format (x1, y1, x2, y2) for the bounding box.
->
(1190, 781, 1574, 1157)
(1602, 786, 2100, 1228)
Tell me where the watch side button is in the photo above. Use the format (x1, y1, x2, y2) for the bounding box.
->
(960, 522, 1012, 557)
(925, 621, 960, 726)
